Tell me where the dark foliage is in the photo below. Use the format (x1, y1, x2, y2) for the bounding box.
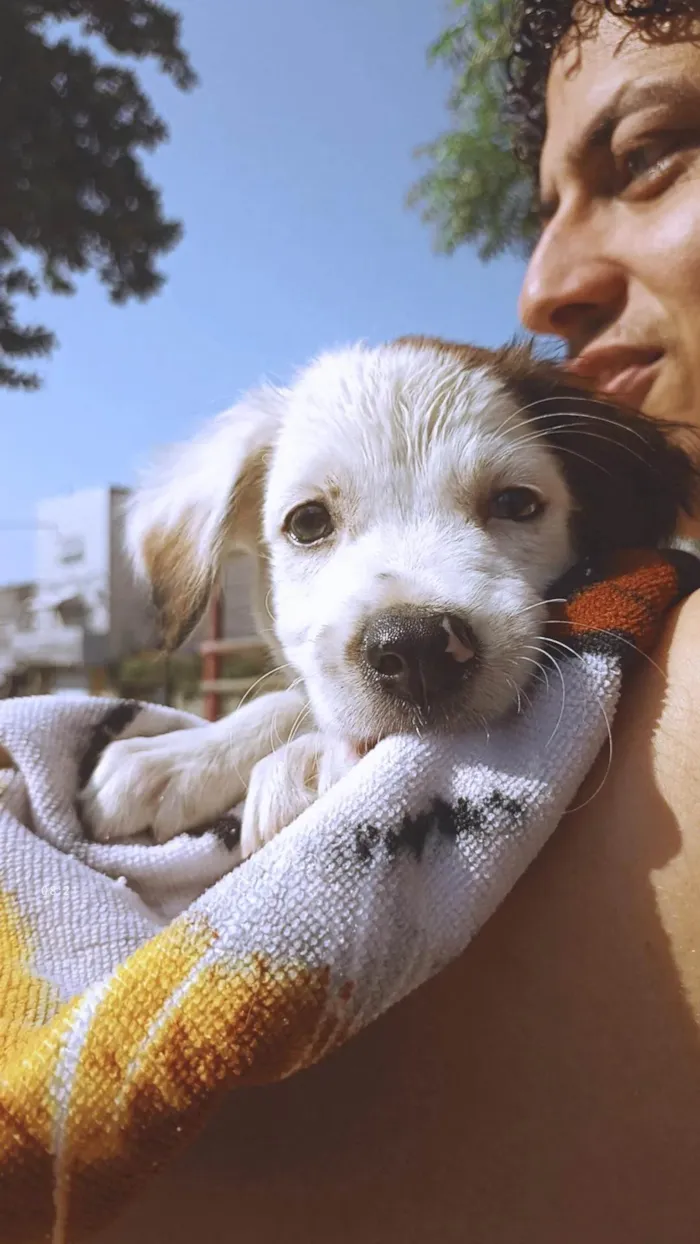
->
(0, 1, 195, 388)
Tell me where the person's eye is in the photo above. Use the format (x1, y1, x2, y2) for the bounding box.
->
(616, 133, 695, 198)
(283, 501, 334, 545)
(487, 487, 545, 523)
(622, 140, 671, 180)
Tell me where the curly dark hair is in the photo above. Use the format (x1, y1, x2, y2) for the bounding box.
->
(507, 0, 700, 171)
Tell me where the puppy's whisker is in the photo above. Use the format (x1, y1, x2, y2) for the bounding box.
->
(509, 398, 654, 445)
(263, 586, 276, 624)
(504, 676, 524, 716)
(492, 404, 533, 441)
(226, 675, 304, 792)
(274, 688, 310, 757)
(512, 654, 549, 690)
(286, 703, 312, 752)
(489, 393, 628, 441)
(566, 700, 614, 815)
(290, 725, 317, 796)
(550, 622, 668, 682)
(517, 661, 549, 691)
(517, 681, 535, 714)
(510, 424, 653, 472)
(488, 398, 630, 445)
(522, 643, 567, 742)
(273, 708, 315, 801)
(543, 655, 567, 746)
(411, 701, 427, 739)
(508, 424, 623, 464)
(515, 597, 567, 614)
(530, 635, 616, 802)
(521, 646, 552, 692)
(252, 548, 275, 566)
(267, 710, 297, 780)
(529, 440, 617, 478)
(233, 662, 297, 716)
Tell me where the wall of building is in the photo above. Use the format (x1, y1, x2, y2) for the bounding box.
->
(36, 488, 111, 628)
(0, 487, 263, 694)
(0, 582, 35, 682)
(221, 553, 258, 640)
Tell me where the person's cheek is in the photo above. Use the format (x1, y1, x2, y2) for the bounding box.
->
(647, 192, 700, 422)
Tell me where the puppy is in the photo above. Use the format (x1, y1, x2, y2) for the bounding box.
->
(81, 337, 696, 853)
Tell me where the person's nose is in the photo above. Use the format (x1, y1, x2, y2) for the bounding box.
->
(518, 215, 628, 350)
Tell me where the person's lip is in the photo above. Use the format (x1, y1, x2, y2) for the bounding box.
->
(565, 346, 663, 406)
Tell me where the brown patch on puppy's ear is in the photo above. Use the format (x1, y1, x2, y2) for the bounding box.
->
(142, 520, 220, 651)
(392, 334, 501, 371)
(127, 388, 286, 652)
(392, 333, 540, 376)
(142, 453, 268, 650)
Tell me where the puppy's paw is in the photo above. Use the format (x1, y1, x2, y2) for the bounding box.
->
(80, 730, 248, 845)
(317, 735, 360, 795)
(239, 733, 360, 859)
(79, 688, 309, 846)
(239, 734, 321, 859)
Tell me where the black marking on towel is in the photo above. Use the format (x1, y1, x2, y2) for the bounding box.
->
(449, 790, 526, 844)
(77, 700, 143, 789)
(553, 626, 632, 666)
(353, 789, 527, 864)
(354, 823, 382, 863)
(186, 814, 242, 851)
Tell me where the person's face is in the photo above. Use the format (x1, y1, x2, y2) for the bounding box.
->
(519, 10, 700, 429)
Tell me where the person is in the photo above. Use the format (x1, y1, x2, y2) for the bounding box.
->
(95, 6, 700, 1242)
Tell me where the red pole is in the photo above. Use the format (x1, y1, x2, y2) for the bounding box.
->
(202, 588, 223, 721)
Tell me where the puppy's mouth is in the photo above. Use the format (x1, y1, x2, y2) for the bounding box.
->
(341, 684, 477, 755)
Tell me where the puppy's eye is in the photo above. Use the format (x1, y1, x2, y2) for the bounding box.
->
(488, 487, 545, 522)
(284, 501, 334, 545)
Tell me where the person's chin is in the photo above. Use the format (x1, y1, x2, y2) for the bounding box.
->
(639, 366, 694, 426)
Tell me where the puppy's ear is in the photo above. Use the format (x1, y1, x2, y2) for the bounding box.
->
(506, 359, 699, 556)
(127, 386, 287, 649)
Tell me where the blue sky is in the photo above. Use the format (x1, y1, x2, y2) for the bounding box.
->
(1, 0, 525, 584)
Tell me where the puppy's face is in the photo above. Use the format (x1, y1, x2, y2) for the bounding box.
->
(132, 337, 696, 748)
(264, 344, 574, 744)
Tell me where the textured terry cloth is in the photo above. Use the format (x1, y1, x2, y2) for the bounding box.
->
(0, 548, 698, 1244)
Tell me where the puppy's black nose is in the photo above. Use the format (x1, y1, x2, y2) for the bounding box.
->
(362, 609, 477, 711)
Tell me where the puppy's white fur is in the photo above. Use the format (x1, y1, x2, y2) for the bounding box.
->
(81, 341, 580, 851)
(266, 345, 573, 740)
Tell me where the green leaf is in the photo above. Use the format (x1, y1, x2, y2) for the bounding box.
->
(409, 0, 537, 263)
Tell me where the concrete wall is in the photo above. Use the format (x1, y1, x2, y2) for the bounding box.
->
(36, 488, 112, 634)
(221, 553, 258, 639)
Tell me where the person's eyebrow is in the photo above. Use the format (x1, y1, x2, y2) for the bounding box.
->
(538, 74, 700, 221)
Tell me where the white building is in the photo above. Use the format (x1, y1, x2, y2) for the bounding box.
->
(0, 486, 259, 698)
(3, 487, 155, 694)
(0, 581, 35, 688)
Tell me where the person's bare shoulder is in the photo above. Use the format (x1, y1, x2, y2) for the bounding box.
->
(578, 582, 700, 804)
(566, 583, 700, 1011)
(648, 586, 700, 817)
